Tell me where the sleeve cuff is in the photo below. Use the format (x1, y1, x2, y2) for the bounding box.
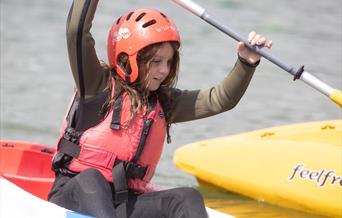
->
(238, 53, 260, 68)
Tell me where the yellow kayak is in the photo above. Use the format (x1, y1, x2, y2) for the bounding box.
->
(174, 120, 342, 217)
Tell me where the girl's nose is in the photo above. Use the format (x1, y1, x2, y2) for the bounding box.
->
(160, 61, 170, 75)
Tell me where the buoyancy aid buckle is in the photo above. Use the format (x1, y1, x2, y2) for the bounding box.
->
(125, 162, 147, 179)
(52, 128, 83, 173)
(64, 127, 83, 143)
(112, 160, 148, 205)
(57, 127, 83, 158)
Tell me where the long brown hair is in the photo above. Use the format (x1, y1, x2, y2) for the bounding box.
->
(101, 41, 180, 130)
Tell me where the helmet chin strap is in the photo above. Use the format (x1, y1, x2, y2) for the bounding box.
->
(115, 53, 139, 83)
(128, 54, 139, 83)
(115, 64, 130, 83)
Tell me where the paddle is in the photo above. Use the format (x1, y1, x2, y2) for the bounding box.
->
(172, 0, 342, 108)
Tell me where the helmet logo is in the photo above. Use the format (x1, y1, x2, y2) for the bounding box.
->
(156, 25, 171, 33)
(115, 27, 131, 41)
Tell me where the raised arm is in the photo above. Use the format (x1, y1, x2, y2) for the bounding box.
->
(66, 0, 108, 99)
(168, 31, 272, 123)
(169, 57, 256, 123)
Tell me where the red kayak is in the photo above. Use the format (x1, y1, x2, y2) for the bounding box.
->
(0, 140, 233, 218)
(0, 140, 56, 200)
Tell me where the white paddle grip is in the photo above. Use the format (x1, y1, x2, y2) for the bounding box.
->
(172, 0, 205, 17)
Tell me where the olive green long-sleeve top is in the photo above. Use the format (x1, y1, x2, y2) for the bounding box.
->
(67, 0, 257, 125)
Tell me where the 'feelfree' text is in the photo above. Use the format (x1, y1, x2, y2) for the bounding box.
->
(289, 164, 341, 187)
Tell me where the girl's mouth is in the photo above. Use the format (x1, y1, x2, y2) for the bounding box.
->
(154, 77, 162, 81)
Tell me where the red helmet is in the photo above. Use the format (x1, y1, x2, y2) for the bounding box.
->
(107, 9, 180, 83)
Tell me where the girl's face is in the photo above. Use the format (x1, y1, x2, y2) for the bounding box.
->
(146, 43, 175, 91)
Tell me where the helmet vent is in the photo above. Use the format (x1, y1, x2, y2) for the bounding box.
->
(135, 12, 146, 22)
(126, 12, 134, 21)
(160, 12, 169, 22)
(142, 19, 156, 28)
(116, 16, 122, 24)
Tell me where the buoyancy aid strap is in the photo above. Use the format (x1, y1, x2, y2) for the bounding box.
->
(110, 82, 124, 130)
(131, 94, 158, 163)
(112, 161, 128, 204)
(111, 160, 148, 215)
(110, 94, 123, 130)
(132, 117, 154, 163)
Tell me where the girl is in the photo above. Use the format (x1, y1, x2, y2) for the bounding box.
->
(48, 1, 272, 218)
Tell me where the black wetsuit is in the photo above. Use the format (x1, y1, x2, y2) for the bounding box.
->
(48, 1, 258, 218)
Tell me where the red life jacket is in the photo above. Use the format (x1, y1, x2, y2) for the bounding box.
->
(54, 81, 166, 193)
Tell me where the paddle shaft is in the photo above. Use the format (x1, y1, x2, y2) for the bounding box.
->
(172, 0, 342, 107)
(204, 13, 304, 77)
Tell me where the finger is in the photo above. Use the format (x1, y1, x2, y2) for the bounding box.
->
(251, 34, 261, 45)
(236, 41, 244, 53)
(256, 37, 267, 45)
(266, 40, 273, 48)
(248, 31, 256, 42)
(237, 41, 245, 52)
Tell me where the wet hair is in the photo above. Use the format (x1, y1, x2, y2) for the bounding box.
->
(101, 41, 180, 132)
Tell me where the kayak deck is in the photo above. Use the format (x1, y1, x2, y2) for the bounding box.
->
(174, 120, 342, 217)
(0, 141, 56, 200)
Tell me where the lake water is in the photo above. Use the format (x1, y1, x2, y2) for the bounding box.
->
(1, 0, 341, 217)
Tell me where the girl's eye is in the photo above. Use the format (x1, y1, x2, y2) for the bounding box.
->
(152, 59, 161, 63)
